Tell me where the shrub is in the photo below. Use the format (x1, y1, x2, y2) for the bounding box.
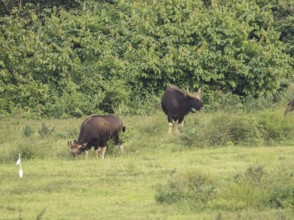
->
(38, 123, 55, 137)
(155, 171, 216, 210)
(156, 165, 294, 211)
(209, 165, 294, 211)
(234, 166, 266, 185)
(180, 108, 294, 148)
(180, 113, 264, 147)
(23, 125, 34, 137)
(269, 187, 294, 209)
(256, 111, 294, 145)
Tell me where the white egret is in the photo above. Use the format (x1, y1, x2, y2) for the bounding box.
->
(19, 164, 23, 178)
(16, 153, 21, 166)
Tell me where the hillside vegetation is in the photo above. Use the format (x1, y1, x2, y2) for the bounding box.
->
(0, 1, 293, 218)
(0, 0, 293, 118)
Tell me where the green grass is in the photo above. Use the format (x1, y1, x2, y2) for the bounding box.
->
(0, 111, 294, 219)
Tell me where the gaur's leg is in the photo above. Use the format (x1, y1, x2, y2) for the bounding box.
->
(84, 150, 89, 159)
(113, 134, 120, 146)
(168, 113, 173, 133)
(178, 117, 184, 130)
(118, 144, 124, 153)
(95, 148, 99, 159)
(95, 147, 102, 159)
(114, 135, 124, 153)
(174, 120, 179, 133)
(101, 146, 107, 159)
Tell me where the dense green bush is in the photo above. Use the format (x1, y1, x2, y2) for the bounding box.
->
(256, 111, 294, 145)
(180, 113, 262, 147)
(180, 110, 294, 147)
(23, 125, 34, 137)
(0, 0, 292, 118)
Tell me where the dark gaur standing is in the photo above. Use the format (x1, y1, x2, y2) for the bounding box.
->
(90, 114, 126, 152)
(68, 114, 125, 159)
(161, 85, 203, 133)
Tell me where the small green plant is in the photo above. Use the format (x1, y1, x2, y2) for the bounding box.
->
(268, 187, 294, 209)
(19, 147, 35, 160)
(234, 166, 266, 185)
(23, 125, 33, 137)
(36, 208, 47, 220)
(38, 123, 55, 137)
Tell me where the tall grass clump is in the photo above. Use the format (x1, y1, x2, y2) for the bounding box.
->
(180, 110, 294, 147)
(180, 113, 264, 147)
(209, 165, 294, 211)
(256, 111, 294, 145)
(23, 125, 34, 137)
(38, 123, 55, 137)
(156, 166, 294, 212)
(155, 171, 216, 210)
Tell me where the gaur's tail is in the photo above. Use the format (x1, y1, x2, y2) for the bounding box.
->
(122, 126, 126, 132)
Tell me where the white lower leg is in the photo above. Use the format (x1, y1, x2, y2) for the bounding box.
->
(101, 146, 106, 159)
(84, 150, 89, 159)
(95, 148, 99, 159)
(119, 144, 124, 153)
(179, 121, 184, 129)
(175, 121, 179, 133)
(168, 122, 173, 133)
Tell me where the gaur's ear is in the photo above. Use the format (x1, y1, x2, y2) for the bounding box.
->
(67, 141, 72, 147)
(82, 142, 88, 147)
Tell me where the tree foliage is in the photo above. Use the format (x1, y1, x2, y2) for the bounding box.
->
(0, 0, 292, 117)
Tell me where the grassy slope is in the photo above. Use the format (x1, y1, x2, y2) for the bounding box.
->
(0, 112, 293, 219)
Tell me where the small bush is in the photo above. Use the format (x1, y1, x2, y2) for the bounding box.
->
(256, 111, 294, 145)
(209, 165, 294, 211)
(269, 187, 294, 209)
(23, 125, 34, 137)
(38, 123, 55, 137)
(234, 166, 266, 185)
(180, 109, 294, 147)
(204, 92, 244, 113)
(180, 113, 264, 147)
(12, 145, 36, 160)
(155, 171, 216, 210)
(36, 208, 47, 220)
(156, 165, 294, 211)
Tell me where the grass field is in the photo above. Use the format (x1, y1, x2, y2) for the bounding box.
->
(0, 112, 293, 219)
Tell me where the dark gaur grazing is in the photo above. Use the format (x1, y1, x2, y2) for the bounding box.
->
(284, 98, 294, 116)
(87, 114, 126, 152)
(67, 114, 126, 159)
(68, 116, 111, 159)
(161, 85, 203, 132)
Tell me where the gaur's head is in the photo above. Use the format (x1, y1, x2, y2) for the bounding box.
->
(67, 140, 87, 157)
(188, 89, 204, 112)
